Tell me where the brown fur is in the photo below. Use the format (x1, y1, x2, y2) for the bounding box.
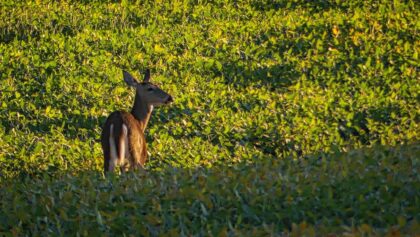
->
(101, 111, 147, 173)
(101, 70, 172, 173)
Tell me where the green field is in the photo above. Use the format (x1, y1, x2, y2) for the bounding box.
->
(1, 0, 419, 235)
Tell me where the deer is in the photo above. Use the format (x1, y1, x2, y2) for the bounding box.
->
(101, 69, 173, 173)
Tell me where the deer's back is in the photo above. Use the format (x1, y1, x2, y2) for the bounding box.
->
(101, 111, 147, 170)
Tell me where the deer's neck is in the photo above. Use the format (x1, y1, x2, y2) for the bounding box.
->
(131, 93, 154, 132)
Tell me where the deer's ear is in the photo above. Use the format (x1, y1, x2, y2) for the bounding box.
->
(143, 69, 150, 83)
(123, 71, 138, 87)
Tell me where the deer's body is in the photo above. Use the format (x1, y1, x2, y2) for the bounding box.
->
(101, 70, 172, 173)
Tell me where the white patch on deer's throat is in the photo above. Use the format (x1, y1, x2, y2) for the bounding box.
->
(109, 124, 118, 171)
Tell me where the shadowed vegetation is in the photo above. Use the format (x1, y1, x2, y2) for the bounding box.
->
(0, 0, 419, 235)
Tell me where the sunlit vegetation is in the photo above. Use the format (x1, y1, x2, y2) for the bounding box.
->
(0, 0, 419, 235)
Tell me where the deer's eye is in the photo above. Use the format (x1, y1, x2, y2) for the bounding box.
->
(147, 88, 154, 91)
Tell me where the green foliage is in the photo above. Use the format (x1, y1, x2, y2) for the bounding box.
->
(0, 0, 419, 234)
(0, 144, 419, 235)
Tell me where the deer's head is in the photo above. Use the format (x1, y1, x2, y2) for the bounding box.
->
(123, 69, 173, 106)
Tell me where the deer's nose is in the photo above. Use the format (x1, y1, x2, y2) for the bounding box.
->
(166, 95, 173, 103)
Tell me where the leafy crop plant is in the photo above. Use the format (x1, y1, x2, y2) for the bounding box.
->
(0, 0, 419, 235)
